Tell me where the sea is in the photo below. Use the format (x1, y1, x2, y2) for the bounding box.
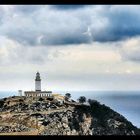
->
(0, 90, 140, 128)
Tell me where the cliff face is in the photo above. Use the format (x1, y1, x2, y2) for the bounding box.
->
(0, 96, 140, 135)
(40, 104, 140, 135)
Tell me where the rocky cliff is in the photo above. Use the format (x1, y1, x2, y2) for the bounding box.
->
(0, 96, 140, 135)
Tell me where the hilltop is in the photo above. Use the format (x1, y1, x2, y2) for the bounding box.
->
(0, 95, 140, 135)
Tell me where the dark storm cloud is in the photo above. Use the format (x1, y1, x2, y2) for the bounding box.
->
(14, 5, 42, 13)
(92, 6, 140, 42)
(52, 5, 87, 10)
(41, 32, 90, 45)
(5, 29, 39, 46)
(2, 21, 90, 46)
(1, 5, 140, 46)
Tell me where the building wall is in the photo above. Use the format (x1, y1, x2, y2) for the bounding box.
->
(35, 80, 41, 91)
(24, 91, 52, 97)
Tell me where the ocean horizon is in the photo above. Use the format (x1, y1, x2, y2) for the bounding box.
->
(0, 90, 140, 128)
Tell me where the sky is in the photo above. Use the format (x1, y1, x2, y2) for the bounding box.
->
(1, 5, 140, 91)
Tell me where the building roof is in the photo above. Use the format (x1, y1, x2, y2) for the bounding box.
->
(24, 91, 52, 93)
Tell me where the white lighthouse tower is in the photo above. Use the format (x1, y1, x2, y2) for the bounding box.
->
(24, 72, 52, 97)
(35, 72, 41, 91)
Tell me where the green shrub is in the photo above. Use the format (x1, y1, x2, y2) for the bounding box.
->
(77, 96, 86, 104)
(0, 100, 4, 108)
(39, 97, 44, 101)
(65, 93, 71, 101)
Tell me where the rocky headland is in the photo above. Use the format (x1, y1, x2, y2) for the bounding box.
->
(0, 95, 140, 135)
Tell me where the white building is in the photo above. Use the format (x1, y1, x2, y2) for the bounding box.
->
(24, 72, 52, 97)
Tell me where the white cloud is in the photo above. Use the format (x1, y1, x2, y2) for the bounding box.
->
(120, 36, 140, 62)
(0, 38, 140, 91)
(0, 5, 140, 91)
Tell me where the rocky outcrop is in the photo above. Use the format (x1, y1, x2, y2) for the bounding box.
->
(39, 104, 140, 135)
(0, 124, 30, 133)
(0, 96, 140, 135)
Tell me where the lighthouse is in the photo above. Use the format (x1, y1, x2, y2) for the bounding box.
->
(35, 72, 41, 91)
(24, 72, 52, 97)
